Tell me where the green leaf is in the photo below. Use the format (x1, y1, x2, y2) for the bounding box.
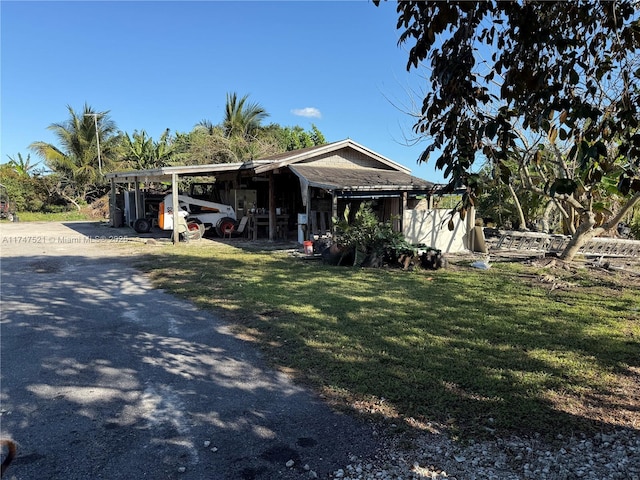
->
(559, 128, 568, 141)
(485, 120, 498, 139)
(618, 176, 631, 195)
(550, 178, 578, 195)
(499, 162, 512, 184)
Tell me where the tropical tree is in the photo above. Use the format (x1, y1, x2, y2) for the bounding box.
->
(276, 124, 327, 151)
(197, 92, 270, 141)
(120, 128, 174, 170)
(0, 154, 57, 212)
(194, 92, 271, 161)
(29, 104, 120, 209)
(192, 94, 326, 162)
(221, 92, 269, 139)
(6, 153, 40, 177)
(179, 126, 273, 164)
(378, 0, 640, 261)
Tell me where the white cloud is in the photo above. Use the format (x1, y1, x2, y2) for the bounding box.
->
(291, 107, 322, 119)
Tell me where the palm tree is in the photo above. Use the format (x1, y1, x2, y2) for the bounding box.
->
(29, 103, 119, 207)
(194, 119, 220, 136)
(222, 92, 269, 139)
(193, 93, 270, 162)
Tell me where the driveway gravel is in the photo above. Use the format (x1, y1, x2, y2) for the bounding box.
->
(0, 221, 375, 479)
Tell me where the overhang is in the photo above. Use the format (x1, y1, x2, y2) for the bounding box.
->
(105, 160, 272, 183)
(289, 165, 435, 194)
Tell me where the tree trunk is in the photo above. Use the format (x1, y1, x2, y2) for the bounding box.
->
(508, 183, 528, 230)
(560, 192, 640, 262)
(540, 200, 555, 233)
(559, 213, 601, 262)
(561, 201, 577, 235)
(60, 191, 82, 211)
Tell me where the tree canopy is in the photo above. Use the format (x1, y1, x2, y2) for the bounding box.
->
(221, 92, 270, 139)
(120, 129, 174, 170)
(9, 95, 327, 213)
(378, 0, 640, 259)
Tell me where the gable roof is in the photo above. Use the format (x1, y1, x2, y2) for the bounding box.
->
(254, 139, 411, 175)
(105, 139, 433, 193)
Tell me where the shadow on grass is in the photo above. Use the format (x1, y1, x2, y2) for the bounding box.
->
(137, 246, 640, 439)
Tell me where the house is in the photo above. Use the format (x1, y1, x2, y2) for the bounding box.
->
(106, 139, 472, 251)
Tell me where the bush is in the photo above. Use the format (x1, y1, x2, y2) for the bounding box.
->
(332, 202, 415, 268)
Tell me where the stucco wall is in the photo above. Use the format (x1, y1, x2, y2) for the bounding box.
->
(403, 209, 470, 253)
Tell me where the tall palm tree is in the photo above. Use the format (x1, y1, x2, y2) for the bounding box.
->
(29, 103, 119, 206)
(193, 93, 270, 162)
(222, 92, 269, 139)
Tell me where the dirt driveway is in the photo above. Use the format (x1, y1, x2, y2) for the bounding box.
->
(0, 221, 375, 479)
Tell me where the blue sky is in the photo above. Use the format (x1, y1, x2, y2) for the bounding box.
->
(1, 0, 446, 183)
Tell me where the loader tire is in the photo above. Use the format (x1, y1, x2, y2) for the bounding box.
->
(133, 218, 152, 233)
(215, 217, 236, 237)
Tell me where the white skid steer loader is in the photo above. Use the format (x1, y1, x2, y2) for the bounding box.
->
(159, 193, 237, 240)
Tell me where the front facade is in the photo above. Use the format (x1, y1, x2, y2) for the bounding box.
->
(106, 139, 441, 244)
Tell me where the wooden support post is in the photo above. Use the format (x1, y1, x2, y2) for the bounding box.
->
(401, 191, 408, 232)
(268, 171, 276, 241)
(172, 173, 179, 246)
(331, 192, 338, 237)
(304, 187, 311, 242)
(134, 177, 142, 223)
(109, 178, 116, 227)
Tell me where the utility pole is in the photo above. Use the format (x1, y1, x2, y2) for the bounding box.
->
(84, 113, 102, 175)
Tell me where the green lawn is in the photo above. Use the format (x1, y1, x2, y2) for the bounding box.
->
(9, 211, 94, 222)
(135, 242, 640, 439)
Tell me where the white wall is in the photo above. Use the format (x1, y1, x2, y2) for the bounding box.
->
(403, 209, 470, 253)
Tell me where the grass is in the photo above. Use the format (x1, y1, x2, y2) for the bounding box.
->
(134, 242, 640, 439)
(9, 211, 94, 222)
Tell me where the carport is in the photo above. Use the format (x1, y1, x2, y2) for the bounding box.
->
(105, 161, 270, 245)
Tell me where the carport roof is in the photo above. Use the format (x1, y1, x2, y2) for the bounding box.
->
(105, 160, 272, 183)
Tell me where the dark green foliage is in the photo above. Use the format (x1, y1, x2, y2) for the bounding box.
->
(0, 157, 65, 212)
(120, 129, 174, 170)
(333, 202, 414, 267)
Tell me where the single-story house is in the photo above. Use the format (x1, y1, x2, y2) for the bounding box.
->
(106, 139, 474, 251)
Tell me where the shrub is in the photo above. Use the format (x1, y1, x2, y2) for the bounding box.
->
(332, 202, 414, 267)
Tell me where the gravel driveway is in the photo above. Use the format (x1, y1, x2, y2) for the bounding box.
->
(0, 221, 376, 479)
